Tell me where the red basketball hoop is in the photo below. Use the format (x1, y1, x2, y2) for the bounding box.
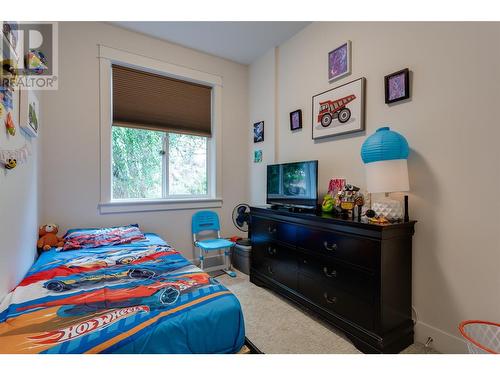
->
(459, 320, 500, 354)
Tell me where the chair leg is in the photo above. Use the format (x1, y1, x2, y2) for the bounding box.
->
(199, 247, 204, 270)
(223, 248, 236, 277)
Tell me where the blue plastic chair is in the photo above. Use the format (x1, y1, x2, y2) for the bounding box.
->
(192, 211, 236, 277)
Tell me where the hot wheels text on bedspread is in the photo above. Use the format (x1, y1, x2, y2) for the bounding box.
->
(1, 22, 58, 90)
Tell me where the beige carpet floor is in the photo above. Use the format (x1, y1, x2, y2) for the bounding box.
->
(218, 270, 438, 354)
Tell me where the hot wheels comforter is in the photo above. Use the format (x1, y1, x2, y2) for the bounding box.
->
(0, 233, 245, 354)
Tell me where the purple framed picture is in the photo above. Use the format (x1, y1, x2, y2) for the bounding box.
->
(290, 109, 302, 131)
(385, 68, 410, 104)
(328, 41, 351, 82)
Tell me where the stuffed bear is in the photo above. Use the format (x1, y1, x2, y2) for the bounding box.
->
(37, 224, 65, 251)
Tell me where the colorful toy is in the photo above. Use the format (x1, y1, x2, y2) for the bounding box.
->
(1, 58, 18, 86)
(321, 194, 335, 212)
(336, 184, 365, 217)
(5, 111, 15, 136)
(368, 216, 390, 225)
(27, 50, 48, 75)
(0, 144, 30, 170)
(37, 224, 65, 251)
(4, 158, 16, 170)
(0, 86, 13, 111)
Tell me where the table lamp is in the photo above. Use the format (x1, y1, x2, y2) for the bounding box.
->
(360, 127, 410, 222)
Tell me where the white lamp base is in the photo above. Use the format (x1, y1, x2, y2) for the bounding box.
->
(372, 198, 403, 221)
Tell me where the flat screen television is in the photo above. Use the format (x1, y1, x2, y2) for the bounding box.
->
(267, 160, 318, 209)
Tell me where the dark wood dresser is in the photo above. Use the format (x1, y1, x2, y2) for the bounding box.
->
(249, 206, 416, 353)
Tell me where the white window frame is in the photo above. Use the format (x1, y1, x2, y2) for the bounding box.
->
(97, 45, 223, 214)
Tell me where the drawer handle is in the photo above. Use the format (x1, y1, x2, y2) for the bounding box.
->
(324, 292, 337, 304)
(268, 225, 277, 234)
(323, 241, 337, 251)
(267, 265, 274, 274)
(323, 267, 337, 278)
(267, 246, 277, 256)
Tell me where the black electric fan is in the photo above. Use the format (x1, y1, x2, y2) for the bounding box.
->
(232, 204, 250, 232)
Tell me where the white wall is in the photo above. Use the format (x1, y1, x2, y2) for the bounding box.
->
(248, 22, 500, 353)
(41, 22, 249, 260)
(0, 89, 40, 299)
(249, 48, 277, 205)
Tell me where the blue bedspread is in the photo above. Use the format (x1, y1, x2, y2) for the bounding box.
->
(0, 234, 245, 354)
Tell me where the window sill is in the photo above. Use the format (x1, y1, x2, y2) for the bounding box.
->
(98, 197, 223, 214)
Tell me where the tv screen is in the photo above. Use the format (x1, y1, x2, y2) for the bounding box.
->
(267, 160, 318, 208)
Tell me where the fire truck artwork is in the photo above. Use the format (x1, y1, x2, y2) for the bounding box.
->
(317, 94, 356, 127)
(312, 77, 365, 140)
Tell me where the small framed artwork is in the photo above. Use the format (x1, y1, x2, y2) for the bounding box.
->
(2, 22, 21, 58)
(290, 109, 302, 131)
(254, 150, 263, 163)
(312, 77, 365, 140)
(328, 41, 351, 82)
(253, 121, 264, 143)
(385, 68, 410, 104)
(19, 89, 39, 137)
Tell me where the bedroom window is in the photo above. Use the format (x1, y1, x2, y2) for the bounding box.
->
(111, 64, 211, 201)
(111, 127, 208, 199)
(99, 46, 222, 213)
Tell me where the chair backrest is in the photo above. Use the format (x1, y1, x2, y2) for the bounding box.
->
(192, 210, 221, 236)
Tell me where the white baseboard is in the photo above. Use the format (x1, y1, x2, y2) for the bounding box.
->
(415, 320, 468, 353)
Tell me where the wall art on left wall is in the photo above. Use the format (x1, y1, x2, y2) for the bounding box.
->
(19, 89, 39, 137)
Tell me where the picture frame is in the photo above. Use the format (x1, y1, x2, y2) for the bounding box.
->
(328, 41, 351, 82)
(253, 121, 264, 143)
(19, 89, 39, 137)
(1, 39, 20, 137)
(289, 109, 302, 131)
(385, 68, 410, 104)
(312, 77, 365, 140)
(1, 22, 20, 58)
(254, 150, 263, 163)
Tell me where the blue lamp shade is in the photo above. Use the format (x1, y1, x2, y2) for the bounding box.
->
(361, 127, 409, 163)
(361, 127, 410, 193)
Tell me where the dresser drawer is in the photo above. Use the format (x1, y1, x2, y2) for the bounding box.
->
(298, 273, 375, 330)
(252, 242, 297, 290)
(298, 253, 375, 302)
(296, 226, 379, 270)
(251, 217, 296, 245)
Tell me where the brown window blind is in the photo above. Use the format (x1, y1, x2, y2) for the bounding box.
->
(112, 64, 212, 137)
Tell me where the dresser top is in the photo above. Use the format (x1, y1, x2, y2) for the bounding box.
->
(250, 206, 416, 233)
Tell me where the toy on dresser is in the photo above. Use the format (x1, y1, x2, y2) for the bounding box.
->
(322, 178, 365, 219)
(336, 184, 364, 218)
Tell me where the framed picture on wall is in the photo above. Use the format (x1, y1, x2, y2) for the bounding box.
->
(328, 41, 351, 82)
(254, 150, 263, 163)
(290, 109, 302, 131)
(19, 89, 39, 137)
(312, 77, 365, 140)
(385, 68, 410, 104)
(1, 22, 22, 59)
(253, 121, 264, 143)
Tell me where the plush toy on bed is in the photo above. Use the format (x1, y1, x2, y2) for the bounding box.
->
(37, 224, 65, 251)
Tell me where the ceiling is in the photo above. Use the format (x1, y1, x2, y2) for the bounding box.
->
(111, 22, 310, 65)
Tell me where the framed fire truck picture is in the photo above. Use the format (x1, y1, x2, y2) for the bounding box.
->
(312, 77, 365, 140)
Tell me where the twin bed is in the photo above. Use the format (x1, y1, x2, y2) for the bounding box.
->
(0, 230, 245, 354)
